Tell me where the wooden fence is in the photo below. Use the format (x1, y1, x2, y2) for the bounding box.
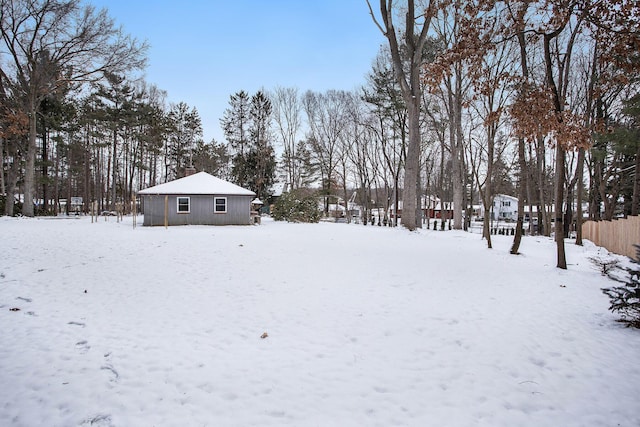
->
(582, 216, 640, 259)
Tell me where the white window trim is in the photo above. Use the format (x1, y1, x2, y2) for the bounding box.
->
(214, 197, 227, 213)
(177, 196, 190, 213)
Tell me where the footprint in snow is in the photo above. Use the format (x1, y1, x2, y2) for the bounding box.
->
(68, 321, 86, 328)
(101, 365, 119, 382)
(81, 414, 113, 426)
(76, 340, 90, 354)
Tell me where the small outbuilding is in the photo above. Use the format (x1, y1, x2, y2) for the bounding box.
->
(138, 172, 256, 226)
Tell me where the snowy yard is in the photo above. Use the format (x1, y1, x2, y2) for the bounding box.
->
(0, 216, 638, 427)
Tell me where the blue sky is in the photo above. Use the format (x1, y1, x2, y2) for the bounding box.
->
(89, 1, 385, 143)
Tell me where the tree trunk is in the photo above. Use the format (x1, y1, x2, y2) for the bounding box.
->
(84, 129, 91, 214)
(22, 110, 37, 217)
(633, 143, 640, 216)
(403, 99, 421, 230)
(368, 0, 432, 231)
(512, 18, 529, 253)
(0, 136, 5, 197)
(106, 145, 111, 210)
(5, 165, 19, 216)
(451, 143, 464, 230)
(416, 163, 422, 228)
(575, 148, 585, 245)
(394, 177, 399, 227)
(483, 125, 495, 249)
(112, 128, 117, 211)
(483, 205, 492, 248)
(564, 182, 573, 238)
(536, 137, 550, 236)
(4, 145, 20, 216)
(555, 144, 567, 269)
(53, 136, 60, 215)
(66, 143, 73, 215)
(527, 149, 536, 234)
(452, 67, 464, 230)
(482, 192, 493, 249)
(342, 165, 349, 223)
(42, 125, 49, 214)
(511, 137, 526, 254)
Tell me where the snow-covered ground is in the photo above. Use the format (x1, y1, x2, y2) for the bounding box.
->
(1, 216, 638, 427)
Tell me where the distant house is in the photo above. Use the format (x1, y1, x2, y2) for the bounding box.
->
(389, 196, 454, 220)
(138, 172, 256, 226)
(479, 194, 519, 222)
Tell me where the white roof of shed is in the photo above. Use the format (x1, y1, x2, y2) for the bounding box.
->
(138, 172, 255, 196)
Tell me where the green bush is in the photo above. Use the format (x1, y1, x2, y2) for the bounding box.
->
(0, 195, 22, 216)
(271, 190, 321, 223)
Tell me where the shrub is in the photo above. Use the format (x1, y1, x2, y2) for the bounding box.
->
(271, 190, 321, 223)
(588, 254, 621, 276)
(602, 245, 640, 328)
(0, 195, 22, 216)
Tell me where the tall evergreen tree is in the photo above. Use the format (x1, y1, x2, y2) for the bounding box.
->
(221, 91, 251, 186)
(167, 102, 202, 179)
(192, 139, 231, 179)
(221, 90, 276, 198)
(247, 91, 276, 200)
(94, 72, 137, 209)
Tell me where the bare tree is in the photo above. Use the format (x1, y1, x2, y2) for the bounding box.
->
(507, 0, 530, 255)
(428, 1, 475, 231)
(363, 47, 407, 226)
(0, 80, 28, 216)
(509, 2, 596, 268)
(0, 0, 147, 216)
(342, 92, 374, 224)
(367, 0, 436, 230)
(271, 87, 302, 189)
(303, 90, 350, 214)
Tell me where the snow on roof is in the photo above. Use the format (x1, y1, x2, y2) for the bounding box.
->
(494, 194, 518, 201)
(138, 172, 255, 196)
(271, 182, 286, 197)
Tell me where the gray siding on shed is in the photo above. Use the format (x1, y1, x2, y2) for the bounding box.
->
(141, 194, 253, 226)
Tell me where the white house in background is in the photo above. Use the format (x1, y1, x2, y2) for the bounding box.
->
(479, 194, 519, 222)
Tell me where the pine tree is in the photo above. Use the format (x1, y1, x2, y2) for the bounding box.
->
(95, 72, 136, 210)
(166, 102, 202, 179)
(247, 91, 276, 201)
(192, 139, 231, 180)
(271, 189, 321, 223)
(221, 90, 276, 198)
(221, 91, 251, 186)
(602, 245, 640, 328)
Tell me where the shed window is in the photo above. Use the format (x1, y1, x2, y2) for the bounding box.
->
(214, 197, 227, 213)
(177, 197, 190, 213)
